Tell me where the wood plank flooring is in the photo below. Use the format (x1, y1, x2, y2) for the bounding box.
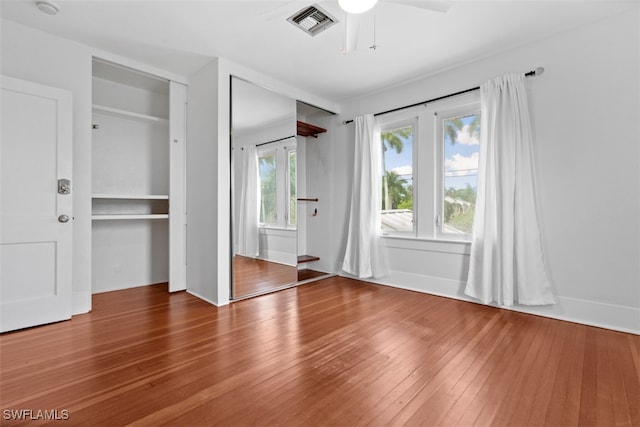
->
(1, 277, 638, 426)
(232, 255, 297, 298)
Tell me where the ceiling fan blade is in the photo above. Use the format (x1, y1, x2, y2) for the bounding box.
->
(382, 0, 453, 13)
(343, 13, 361, 53)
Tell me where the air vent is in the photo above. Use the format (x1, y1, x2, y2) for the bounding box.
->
(287, 5, 338, 36)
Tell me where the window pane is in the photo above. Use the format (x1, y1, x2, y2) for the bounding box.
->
(381, 126, 414, 232)
(288, 150, 297, 226)
(442, 113, 479, 234)
(259, 153, 277, 225)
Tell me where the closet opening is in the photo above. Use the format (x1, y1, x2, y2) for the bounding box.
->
(91, 59, 186, 295)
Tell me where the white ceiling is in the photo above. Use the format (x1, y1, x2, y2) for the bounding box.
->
(1, 0, 635, 103)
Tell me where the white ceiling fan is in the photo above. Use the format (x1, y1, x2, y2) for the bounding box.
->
(267, 0, 453, 53)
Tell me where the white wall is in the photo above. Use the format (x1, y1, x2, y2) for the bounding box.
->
(322, 10, 640, 333)
(185, 59, 222, 305)
(1, 20, 93, 314)
(300, 114, 338, 274)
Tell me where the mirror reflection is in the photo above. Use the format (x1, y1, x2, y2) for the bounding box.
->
(231, 77, 298, 299)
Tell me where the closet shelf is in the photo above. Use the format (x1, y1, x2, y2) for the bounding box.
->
(297, 121, 326, 138)
(92, 104, 169, 124)
(297, 197, 318, 202)
(92, 214, 169, 221)
(298, 255, 320, 264)
(92, 194, 169, 200)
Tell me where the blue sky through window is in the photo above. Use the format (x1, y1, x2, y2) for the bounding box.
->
(444, 114, 479, 190)
(383, 128, 413, 185)
(382, 114, 480, 190)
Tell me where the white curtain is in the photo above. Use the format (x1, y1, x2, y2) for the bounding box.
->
(465, 74, 556, 306)
(237, 145, 260, 258)
(342, 114, 387, 279)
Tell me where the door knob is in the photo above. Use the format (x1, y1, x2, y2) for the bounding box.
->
(58, 214, 70, 223)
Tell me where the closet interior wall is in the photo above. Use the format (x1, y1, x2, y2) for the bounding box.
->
(91, 60, 170, 294)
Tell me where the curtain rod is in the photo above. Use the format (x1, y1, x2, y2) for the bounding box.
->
(343, 67, 544, 125)
(255, 135, 296, 147)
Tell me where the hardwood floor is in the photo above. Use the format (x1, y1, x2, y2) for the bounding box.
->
(297, 268, 328, 282)
(232, 255, 297, 297)
(1, 277, 638, 426)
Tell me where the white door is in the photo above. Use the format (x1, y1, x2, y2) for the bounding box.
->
(0, 75, 73, 332)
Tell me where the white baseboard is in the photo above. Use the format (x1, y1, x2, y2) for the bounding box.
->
(187, 289, 225, 307)
(348, 270, 640, 335)
(258, 250, 296, 267)
(72, 291, 92, 315)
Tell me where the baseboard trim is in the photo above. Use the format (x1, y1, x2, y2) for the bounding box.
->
(187, 289, 224, 307)
(344, 270, 640, 335)
(72, 291, 92, 315)
(258, 250, 296, 267)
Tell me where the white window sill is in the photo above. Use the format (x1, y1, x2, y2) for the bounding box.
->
(381, 235, 471, 255)
(259, 225, 296, 230)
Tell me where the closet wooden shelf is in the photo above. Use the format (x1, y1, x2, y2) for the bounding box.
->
(297, 197, 318, 202)
(92, 104, 169, 125)
(298, 255, 320, 264)
(92, 214, 169, 220)
(297, 120, 326, 138)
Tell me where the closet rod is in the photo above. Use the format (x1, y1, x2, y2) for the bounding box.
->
(343, 67, 544, 125)
(255, 135, 296, 148)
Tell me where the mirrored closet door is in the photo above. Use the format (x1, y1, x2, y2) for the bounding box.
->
(231, 77, 298, 299)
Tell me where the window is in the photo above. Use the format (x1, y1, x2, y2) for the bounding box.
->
(258, 152, 277, 225)
(380, 120, 415, 233)
(439, 111, 480, 239)
(288, 150, 297, 227)
(257, 139, 296, 229)
(377, 92, 480, 241)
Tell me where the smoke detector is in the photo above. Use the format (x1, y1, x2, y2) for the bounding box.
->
(287, 4, 338, 36)
(36, 0, 60, 15)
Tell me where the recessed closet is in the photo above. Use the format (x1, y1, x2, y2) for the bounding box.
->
(91, 59, 186, 294)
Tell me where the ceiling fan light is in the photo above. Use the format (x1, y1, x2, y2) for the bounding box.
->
(338, 0, 378, 14)
(35, 0, 60, 15)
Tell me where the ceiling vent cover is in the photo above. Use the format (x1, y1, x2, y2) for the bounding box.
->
(287, 4, 338, 36)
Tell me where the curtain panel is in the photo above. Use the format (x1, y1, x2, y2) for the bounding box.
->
(237, 145, 260, 258)
(465, 74, 556, 306)
(342, 114, 387, 279)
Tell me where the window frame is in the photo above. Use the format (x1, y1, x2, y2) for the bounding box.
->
(256, 137, 297, 230)
(257, 149, 278, 227)
(434, 103, 481, 242)
(373, 91, 480, 243)
(378, 115, 418, 237)
(286, 147, 297, 229)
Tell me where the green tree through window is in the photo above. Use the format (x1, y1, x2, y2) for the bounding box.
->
(259, 154, 276, 224)
(288, 151, 296, 226)
(442, 113, 480, 235)
(381, 125, 414, 232)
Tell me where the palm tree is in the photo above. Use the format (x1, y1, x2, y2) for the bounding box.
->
(258, 155, 276, 224)
(445, 117, 463, 145)
(382, 128, 410, 154)
(381, 127, 411, 210)
(445, 114, 480, 145)
(384, 171, 410, 209)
